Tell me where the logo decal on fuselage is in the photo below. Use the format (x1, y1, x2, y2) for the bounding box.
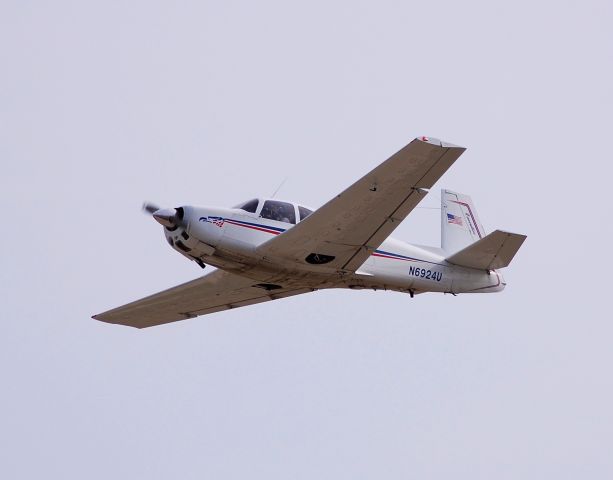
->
(199, 216, 225, 227)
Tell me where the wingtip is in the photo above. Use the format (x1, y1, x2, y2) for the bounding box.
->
(494, 229, 528, 241)
(416, 136, 464, 149)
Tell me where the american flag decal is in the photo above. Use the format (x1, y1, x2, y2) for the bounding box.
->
(447, 213, 463, 226)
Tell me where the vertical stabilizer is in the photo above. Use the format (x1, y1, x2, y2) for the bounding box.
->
(441, 189, 485, 254)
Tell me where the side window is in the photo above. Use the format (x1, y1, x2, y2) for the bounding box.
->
(260, 200, 296, 224)
(237, 199, 259, 213)
(298, 206, 313, 221)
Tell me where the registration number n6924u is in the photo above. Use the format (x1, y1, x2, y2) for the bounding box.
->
(408, 266, 442, 282)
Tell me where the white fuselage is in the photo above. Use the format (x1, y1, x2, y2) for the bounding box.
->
(163, 204, 504, 296)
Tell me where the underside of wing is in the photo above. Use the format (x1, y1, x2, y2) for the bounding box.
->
(258, 136, 466, 272)
(92, 269, 315, 328)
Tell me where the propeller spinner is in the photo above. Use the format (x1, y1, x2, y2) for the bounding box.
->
(142, 202, 182, 228)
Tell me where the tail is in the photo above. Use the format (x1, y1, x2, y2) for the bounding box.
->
(441, 189, 526, 270)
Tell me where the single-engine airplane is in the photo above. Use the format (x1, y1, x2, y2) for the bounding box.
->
(93, 136, 526, 328)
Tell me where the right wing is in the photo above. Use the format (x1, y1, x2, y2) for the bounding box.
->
(258, 137, 465, 272)
(92, 269, 315, 329)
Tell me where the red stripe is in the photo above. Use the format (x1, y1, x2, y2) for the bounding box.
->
(225, 220, 281, 235)
(371, 253, 415, 262)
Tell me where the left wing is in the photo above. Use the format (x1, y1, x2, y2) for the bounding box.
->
(92, 269, 315, 328)
(258, 136, 465, 272)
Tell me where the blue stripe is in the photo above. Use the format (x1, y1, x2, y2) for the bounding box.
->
(374, 249, 418, 261)
(227, 219, 287, 233)
(374, 249, 445, 267)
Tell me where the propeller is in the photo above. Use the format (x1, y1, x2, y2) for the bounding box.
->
(142, 201, 160, 215)
(142, 201, 183, 228)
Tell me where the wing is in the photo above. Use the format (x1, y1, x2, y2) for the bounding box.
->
(258, 136, 466, 272)
(92, 269, 315, 329)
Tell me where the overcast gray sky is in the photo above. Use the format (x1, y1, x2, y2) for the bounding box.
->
(1, 0, 612, 478)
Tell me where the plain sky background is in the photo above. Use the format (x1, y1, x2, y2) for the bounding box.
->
(1, 1, 612, 478)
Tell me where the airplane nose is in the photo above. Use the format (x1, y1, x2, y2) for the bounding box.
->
(153, 208, 178, 228)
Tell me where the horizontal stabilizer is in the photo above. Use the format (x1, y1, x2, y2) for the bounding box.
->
(445, 230, 527, 270)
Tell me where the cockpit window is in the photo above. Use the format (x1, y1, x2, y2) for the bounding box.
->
(298, 206, 313, 221)
(260, 200, 296, 224)
(235, 198, 259, 213)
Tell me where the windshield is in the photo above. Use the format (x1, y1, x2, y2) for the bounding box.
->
(260, 200, 296, 224)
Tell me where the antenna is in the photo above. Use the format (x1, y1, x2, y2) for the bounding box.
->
(270, 177, 288, 198)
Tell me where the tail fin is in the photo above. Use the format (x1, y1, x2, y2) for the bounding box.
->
(441, 189, 485, 254)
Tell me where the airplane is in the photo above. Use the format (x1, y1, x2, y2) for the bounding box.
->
(93, 136, 527, 329)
